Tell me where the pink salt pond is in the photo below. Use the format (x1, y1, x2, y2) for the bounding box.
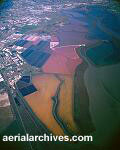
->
(42, 45, 82, 75)
(26, 36, 34, 41)
(53, 45, 80, 60)
(32, 38, 41, 45)
(42, 54, 71, 75)
(26, 35, 41, 45)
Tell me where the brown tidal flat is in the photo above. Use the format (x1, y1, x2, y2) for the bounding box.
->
(24, 74, 65, 135)
(58, 76, 79, 134)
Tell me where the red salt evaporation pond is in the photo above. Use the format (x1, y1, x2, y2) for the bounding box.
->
(53, 45, 80, 59)
(23, 35, 41, 46)
(32, 36, 41, 45)
(32, 38, 41, 45)
(26, 35, 41, 45)
(27, 35, 36, 41)
(42, 54, 70, 75)
(32, 36, 40, 42)
(42, 51, 82, 75)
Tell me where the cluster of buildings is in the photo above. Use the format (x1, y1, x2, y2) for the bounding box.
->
(0, 33, 25, 88)
(0, 74, 10, 107)
(0, 31, 60, 89)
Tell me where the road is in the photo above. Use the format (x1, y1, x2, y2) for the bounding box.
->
(0, 71, 50, 150)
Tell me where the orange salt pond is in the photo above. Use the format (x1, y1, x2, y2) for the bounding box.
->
(58, 76, 79, 133)
(24, 74, 65, 135)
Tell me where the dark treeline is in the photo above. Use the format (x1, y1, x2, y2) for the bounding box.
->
(0, 0, 5, 4)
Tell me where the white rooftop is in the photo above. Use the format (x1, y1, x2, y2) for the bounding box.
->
(0, 74, 4, 82)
